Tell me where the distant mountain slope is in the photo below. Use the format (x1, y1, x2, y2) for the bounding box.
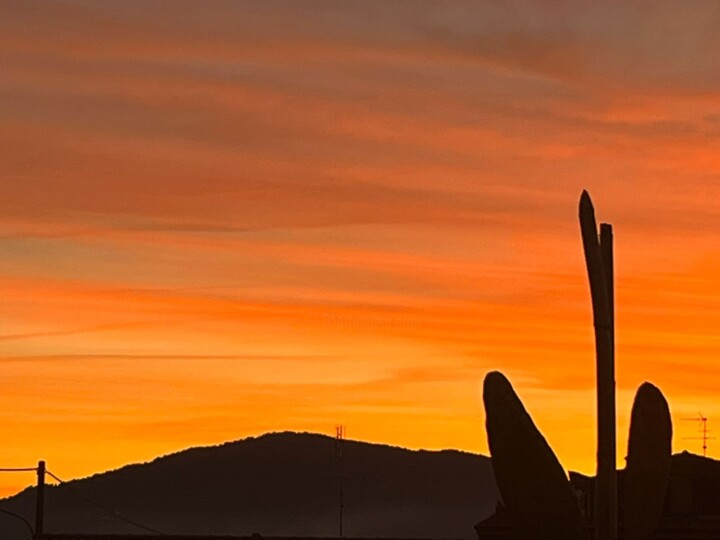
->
(0, 432, 499, 540)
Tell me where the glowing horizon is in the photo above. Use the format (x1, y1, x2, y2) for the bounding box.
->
(2, 1, 720, 497)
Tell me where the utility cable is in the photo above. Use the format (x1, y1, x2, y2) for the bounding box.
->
(0, 507, 34, 540)
(46, 470, 165, 535)
(0, 464, 37, 538)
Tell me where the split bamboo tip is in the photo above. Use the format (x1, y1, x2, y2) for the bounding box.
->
(579, 190, 594, 216)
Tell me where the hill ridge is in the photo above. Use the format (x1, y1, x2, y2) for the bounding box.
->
(0, 432, 499, 540)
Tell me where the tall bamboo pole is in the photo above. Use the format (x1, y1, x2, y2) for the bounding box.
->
(579, 192, 617, 540)
(600, 223, 617, 538)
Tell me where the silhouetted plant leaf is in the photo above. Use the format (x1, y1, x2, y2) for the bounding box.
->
(623, 382, 672, 540)
(483, 371, 587, 540)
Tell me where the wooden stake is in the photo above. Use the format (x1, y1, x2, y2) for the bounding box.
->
(36, 460, 45, 539)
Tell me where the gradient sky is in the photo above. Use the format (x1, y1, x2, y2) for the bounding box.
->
(2, 1, 720, 497)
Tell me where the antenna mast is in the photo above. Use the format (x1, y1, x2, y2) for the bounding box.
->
(683, 413, 714, 457)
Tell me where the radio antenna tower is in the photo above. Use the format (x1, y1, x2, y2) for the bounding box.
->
(682, 413, 714, 457)
(335, 425, 345, 537)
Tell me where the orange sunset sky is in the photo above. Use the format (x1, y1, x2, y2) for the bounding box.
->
(2, 1, 720, 497)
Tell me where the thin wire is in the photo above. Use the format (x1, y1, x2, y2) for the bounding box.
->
(0, 465, 37, 539)
(46, 470, 165, 535)
(0, 507, 34, 540)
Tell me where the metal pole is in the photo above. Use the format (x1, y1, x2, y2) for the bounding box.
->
(35, 460, 45, 539)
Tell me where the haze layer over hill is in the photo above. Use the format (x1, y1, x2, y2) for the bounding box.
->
(0, 432, 500, 539)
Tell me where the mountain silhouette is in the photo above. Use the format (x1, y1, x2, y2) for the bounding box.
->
(0, 432, 499, 540)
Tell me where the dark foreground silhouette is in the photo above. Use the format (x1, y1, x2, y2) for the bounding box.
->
(2, 432, 719, 540)
(481, 372, 673, 540)
(483, 371, 586, 540)
(0, 432, 499, 540)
